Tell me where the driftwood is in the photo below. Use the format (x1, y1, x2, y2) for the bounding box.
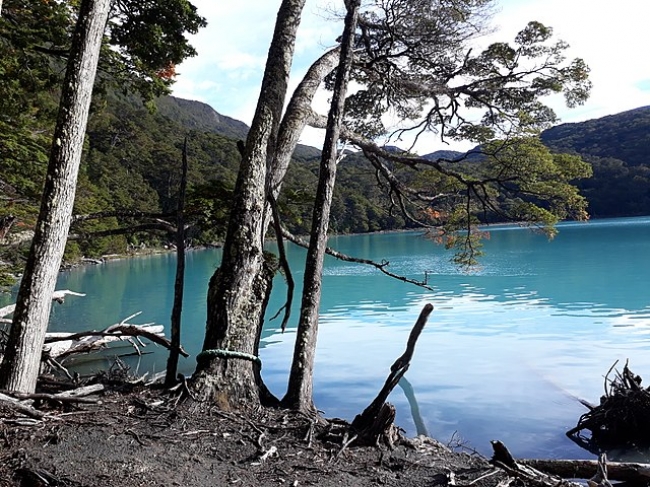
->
(9, 392, 99, 404)
(351, 304, 433, 445)
(0, 289, 86, 323)
(0, 384, 106, 420)
(567, 361, 650, 453)
(490, 441, 650, 487)
(3, 295, 188, 369)
(43, 312, 188, 361)
(0, 392, 46, 420)
(31, 311, 189, 365)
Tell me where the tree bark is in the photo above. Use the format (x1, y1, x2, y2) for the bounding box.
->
(268, 48, 340, 195)
(282, 0, 361, 412)
(193, 0, 306, 410)
(165, 136, 189, 386)
(0, 0, 110, 393)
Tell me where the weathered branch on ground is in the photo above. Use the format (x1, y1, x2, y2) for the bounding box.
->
(0, 392, 46, 419)
(0, 290, 86, 321)
(280, 227, 433, 290)
(0, 384, 105, 420)
(351, 304, 433, 445)
(55, 383, 105, 398)
(9, 392, 99, 404)
(43, 313, 188, 361)
(490, 440, 582, 487)
(521, 457, 650, 484)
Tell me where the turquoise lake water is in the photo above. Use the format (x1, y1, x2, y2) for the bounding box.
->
(3, 216, 650, 459)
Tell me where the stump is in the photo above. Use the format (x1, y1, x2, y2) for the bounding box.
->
(568, 361, 650, 453)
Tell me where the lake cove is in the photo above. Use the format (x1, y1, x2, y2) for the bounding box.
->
(5, 216, 650, 459)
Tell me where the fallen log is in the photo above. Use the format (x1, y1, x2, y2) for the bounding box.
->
(0, 392, 45, 420)
(521, 458, 650, 484)
(56, 383, 105, 398)
(491, 440, 582, 487)
(9, 392, 99, 404)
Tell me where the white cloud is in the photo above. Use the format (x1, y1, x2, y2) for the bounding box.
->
(172, 0, 650, 153)
(495, 0, 650, 123)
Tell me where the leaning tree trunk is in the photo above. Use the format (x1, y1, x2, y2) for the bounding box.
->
(282, 0, 361, 412)
(192, 0, 307, 410)
(0, 0, 111, 393)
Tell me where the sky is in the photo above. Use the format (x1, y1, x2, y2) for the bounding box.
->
(172, 0, 650, 154)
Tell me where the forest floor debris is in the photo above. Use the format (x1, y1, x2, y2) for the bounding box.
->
(3, 366, 650, 487)
(0, 383, 493, 487)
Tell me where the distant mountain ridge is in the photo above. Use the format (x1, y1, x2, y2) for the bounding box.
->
(156, 96, 250, 140)
(157, 96, 321, 162)
(541, 105, 650, 167)
(159, 96, 650, 167)
(158, 95, 650, 218)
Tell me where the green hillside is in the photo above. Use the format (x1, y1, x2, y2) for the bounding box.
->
(2, 76, 649, 284)
(541, 106, 650, 217)
(541, 106, 650, 167)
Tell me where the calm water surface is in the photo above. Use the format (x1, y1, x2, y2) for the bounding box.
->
(3, 216, 650, 459)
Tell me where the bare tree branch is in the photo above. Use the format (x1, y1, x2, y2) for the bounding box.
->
(280, 227, 433, 290)
(267, 193, 294, 332)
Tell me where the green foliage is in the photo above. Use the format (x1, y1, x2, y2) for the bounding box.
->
(0, 0, 207, 264)
(428, 137, 592, 265)
(345, 1, 591, 144)
(106, 0, 206, 99)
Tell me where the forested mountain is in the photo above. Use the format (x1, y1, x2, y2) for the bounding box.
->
(0, 90, 410, 279)
(419, 107, 650, 218)
(3, 86, 648, 266)
(541, 106, 650, 167)
(167, 96, 650, 220)
(156, 96, 249, 140)
(541, 106, 650, 217)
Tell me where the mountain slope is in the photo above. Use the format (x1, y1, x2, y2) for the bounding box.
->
(541, 106, 650, 167)
(540, 106, 650, 217)
(156, 96, 322, 162)
(156, 96, 250, 140)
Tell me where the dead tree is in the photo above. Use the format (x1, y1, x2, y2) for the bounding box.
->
(351, 303, 433, 445)
(165, 136, 189, 386)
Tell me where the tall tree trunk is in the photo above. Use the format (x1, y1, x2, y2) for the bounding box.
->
(260, 48, 341, 232)
(165, 136, 189, 387)
(282, 0, 361, 412)
(192, 0, 307, 410)
(0, 0, 110, 393)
